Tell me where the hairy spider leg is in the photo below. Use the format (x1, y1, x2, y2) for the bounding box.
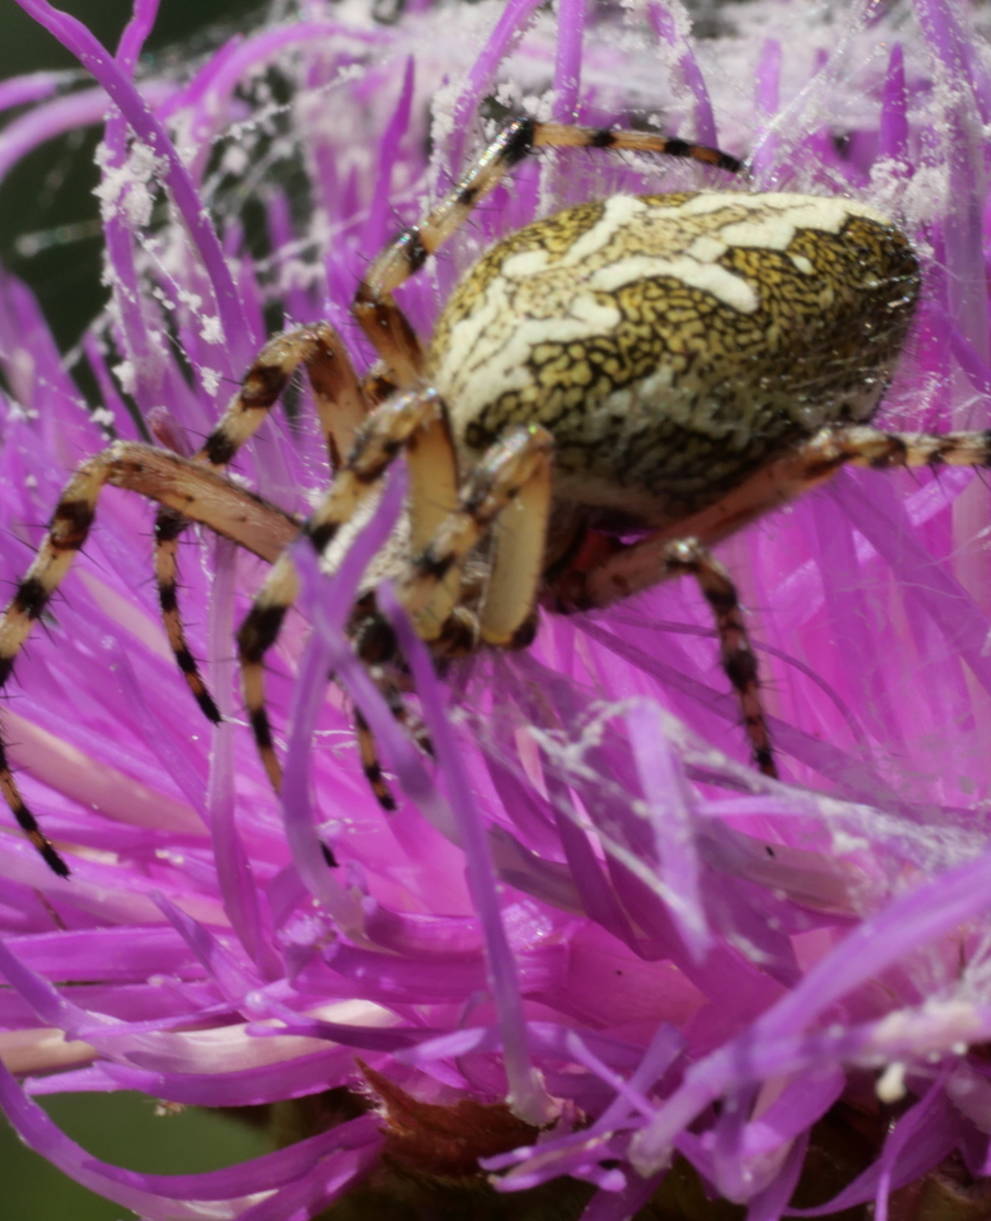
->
(351, 670, 430, 813)
(552, 423, 991, 777)
(669, 540, 774, 778)
(353, 117, 740, 381)
(346, 616, 437, 809)
(239, 384, 552, 809)
(153, 323, 370, 726)
(158, 115, 737, 786)
(350, 425, 554, 808)
(565, 425, 991, 607)
(322, 397, 463, 805)
(0, 442, 300, 875)
(398, 425, 554, 644)
(237, 387, 456, 796)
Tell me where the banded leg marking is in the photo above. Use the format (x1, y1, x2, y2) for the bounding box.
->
(351, 663, 438, 814)
(398, 426, 554, 641)
(154, 323, 369, 729)
(198, 322, 370, 473)
(237, 387, 452, 795)
(237, 553, 298, 794)
(0, 474, 96, 877)
(339, 426, 552, 812)
(663, 540, 775, 778)
(0, 441, 299, 876)
(326, 425, 550, 813)
(822, 425, 991, 471)
(355, 704, 397, 811)
(565, 424, 991, 613)
(354, 116, 740, 374)
(553, 423, 991, 780)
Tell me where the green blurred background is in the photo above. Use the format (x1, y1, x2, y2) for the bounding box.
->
(1, 0, 261, 343)
(1, 4, 275, 1217)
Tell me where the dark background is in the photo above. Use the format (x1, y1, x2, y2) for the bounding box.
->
(1, 5, 274, 1217)
(1, 0, 257, 345)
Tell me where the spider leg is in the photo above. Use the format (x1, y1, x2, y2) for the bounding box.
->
(345, 613, 436, 811)
(344, 426, 553, 811)
(549, 526, 776, 775)
(237, 387, 456, 794)
(667, 540, 775, 778)
(557, 424, 991, 611)
(352, 665, 427, 812)
(550, 423, 991, 778)
(353, 117, 739, 380)
(397, 425, 554, 643)
(155, 322, 369, 725)
(0, 441, 300, 875)
(473, 430, 553, 647)
(197, 323, 370, 474)
(354, 705, 393, 810)
(815, 425, 991, 471)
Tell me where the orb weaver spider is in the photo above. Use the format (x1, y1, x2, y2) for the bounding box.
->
(1, 115, 986, 878)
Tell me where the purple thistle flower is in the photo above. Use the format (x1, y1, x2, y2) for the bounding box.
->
(1, 0, 990, 1217)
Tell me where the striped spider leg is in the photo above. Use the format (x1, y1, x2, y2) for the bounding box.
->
(0, 445, 299, 876)
(154, 323, 370, 724)
(236, 385, 552, 806)
(552, 425, 991, 611)
(350, 117, 740, 385)
(1, 117, 741, 873)
(145, 118, 740, 808)
(547, 427, 991, 778)
(153, 120, 738, 731)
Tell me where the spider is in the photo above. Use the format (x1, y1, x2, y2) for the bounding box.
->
(2, 115, 987, 878)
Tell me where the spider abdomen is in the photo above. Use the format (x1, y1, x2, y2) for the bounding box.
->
(428, 190, 920, 524)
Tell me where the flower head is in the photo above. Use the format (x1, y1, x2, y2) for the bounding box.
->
(1, 0, 991, 1218)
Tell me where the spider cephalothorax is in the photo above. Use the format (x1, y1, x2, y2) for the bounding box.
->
(1, 115, 981, 877)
